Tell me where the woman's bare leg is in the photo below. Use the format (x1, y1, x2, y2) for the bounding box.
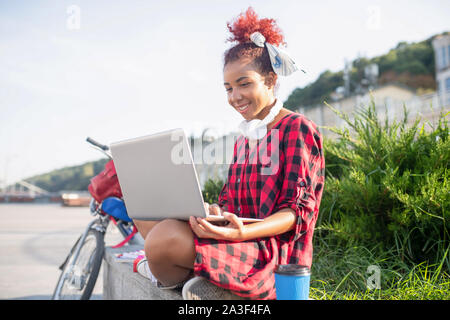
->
(133, 219, 160, 239)
(144, 219, 196, 286)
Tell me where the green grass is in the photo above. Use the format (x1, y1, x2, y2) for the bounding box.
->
(308, 101, 450, 300)
(309, 235, 450, 300)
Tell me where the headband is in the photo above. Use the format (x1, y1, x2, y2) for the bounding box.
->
(250, 31, 301, 76)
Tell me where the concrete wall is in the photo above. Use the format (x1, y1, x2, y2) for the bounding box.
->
(299, 84, 449, 138)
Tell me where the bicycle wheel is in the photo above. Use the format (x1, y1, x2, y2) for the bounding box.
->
(52, 229, 105, 300)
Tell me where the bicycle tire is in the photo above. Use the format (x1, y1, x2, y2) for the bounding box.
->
(52, 229, 105, 300)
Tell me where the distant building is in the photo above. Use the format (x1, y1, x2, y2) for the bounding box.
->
(297, 34, 450, 138)
(298, 82, 444, 138)
(432, 34, 450, 107)
(60, 190, 91, 207)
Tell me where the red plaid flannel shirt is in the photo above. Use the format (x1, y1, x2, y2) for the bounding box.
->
(193, 113, 325, 299)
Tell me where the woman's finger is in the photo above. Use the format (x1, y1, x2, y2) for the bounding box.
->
(197, 217, 220, 235)
(223, 212, 243, 228)
(209, 203, 222, 216)
(189, 216, 207, 238)
(221, 212, 245, 241)
(191, 216, 240, 241)
(189, 216, 199, 236)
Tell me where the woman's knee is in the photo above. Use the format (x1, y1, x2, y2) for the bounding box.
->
(133, 219, 159, 239)
(144, 219, 193, 263)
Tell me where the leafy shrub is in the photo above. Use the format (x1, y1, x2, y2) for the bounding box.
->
(202, 178, 224, 204)
(319, 101, 449, 267)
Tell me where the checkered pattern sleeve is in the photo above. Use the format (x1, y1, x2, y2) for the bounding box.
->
(217, 182, 228, 211)
(275, 116, 325, 242)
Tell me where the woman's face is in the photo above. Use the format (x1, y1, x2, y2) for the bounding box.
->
(223, 57, 276, 121)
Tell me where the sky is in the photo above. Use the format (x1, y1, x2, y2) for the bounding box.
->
(1, 0, 449, 186)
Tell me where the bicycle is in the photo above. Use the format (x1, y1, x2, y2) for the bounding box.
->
(52, 137, 140, 300)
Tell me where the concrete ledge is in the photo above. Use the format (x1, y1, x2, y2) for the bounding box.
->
(102, 245, 182, 300)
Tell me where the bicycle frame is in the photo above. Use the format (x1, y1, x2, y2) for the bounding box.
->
(54, 137, 138, 300)
(68, 197, 136, 267)
(72, 216, 108, 264)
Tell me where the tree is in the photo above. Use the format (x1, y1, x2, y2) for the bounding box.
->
(284, 33, 441, 110)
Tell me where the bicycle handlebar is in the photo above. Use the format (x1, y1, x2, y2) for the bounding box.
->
(86, 137, 109, 151)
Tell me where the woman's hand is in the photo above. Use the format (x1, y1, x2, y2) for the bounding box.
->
(192, 206, 296, 242)
(204, 203, 223, 216)
(189, 212, 246, 241)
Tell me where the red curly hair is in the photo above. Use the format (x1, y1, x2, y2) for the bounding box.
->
(223, 7, 286, 76)
(226, 7, 285, 46)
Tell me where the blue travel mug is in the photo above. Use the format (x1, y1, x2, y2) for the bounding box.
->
(274, 264, 311, 300)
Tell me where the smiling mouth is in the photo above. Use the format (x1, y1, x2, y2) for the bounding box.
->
(236, 103, 249, 113)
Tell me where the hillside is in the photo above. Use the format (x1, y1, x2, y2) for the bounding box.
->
(25, 158, 109, 192)
(283, 32, 448, 111)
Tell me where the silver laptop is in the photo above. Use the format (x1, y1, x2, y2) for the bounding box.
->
(109, 128, 263, 223)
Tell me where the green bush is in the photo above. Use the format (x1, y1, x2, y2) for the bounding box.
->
(319, 101, 449, 268)
(202, 178, 224, 204)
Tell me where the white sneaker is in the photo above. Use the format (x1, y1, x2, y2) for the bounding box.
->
(182, 276, 245, 300)
(135, 257, 192, 290)
(135, 258, 158, 284)
(115, 249, 145, 262)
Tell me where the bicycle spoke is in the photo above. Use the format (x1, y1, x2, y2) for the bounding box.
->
(56, 233, 101, 300)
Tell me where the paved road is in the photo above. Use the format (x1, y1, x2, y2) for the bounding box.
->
(0, 203, 127, 300)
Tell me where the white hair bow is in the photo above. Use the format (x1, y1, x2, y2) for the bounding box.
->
(250, 31, 301, 76)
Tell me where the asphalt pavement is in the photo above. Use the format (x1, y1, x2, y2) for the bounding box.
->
(0, 203, 125, 300)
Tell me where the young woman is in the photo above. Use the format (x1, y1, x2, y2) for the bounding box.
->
(133, 7, 325, 300)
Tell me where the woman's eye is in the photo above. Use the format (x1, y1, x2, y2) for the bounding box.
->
(225, 83, 249, 92)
